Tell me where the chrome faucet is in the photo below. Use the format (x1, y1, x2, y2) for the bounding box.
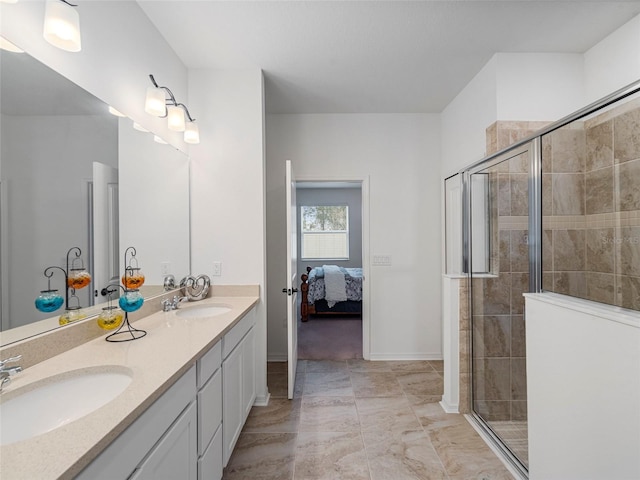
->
(161, 295, 188, 312)
(0, 355, 22, 393)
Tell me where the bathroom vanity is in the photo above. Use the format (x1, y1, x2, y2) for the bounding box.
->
(0, 288, 259, 480)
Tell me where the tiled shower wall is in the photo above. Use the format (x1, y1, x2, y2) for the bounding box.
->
(466, 123, 549, 423)
(542, 99, 640, 311)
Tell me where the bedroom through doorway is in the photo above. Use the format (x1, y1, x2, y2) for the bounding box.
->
(295, 181, 364, 360)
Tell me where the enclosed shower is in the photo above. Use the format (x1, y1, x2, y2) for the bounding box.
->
(445, 80, 640, 477)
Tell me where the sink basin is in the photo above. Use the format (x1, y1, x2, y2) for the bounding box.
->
(0, 367, 132, 445)
(175, 304, 232, 319)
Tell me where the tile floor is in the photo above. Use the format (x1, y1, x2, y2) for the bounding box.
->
(222, 360, 515, 480)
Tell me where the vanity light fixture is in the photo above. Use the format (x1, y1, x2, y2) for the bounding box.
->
(153, 135, 168, 145)
(0, 36, 23, 53)
(0, 0, 19, 4)
(43, 0, 82, 53)
(145, 74, 200, 144)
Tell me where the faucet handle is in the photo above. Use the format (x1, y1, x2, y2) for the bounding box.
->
(0, 355, 21, 368)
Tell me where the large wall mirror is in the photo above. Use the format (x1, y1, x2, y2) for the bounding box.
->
(0, 48, 191, 346)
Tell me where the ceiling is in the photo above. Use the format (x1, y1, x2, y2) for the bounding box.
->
(138, 0, 640, 114)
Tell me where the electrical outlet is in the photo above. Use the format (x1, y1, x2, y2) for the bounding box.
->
(160, 262, 171, 275)
(212, 261, 222, 276)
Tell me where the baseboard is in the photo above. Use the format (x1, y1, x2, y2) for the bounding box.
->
(267, 354, 287, 362)
(368, 353, 444, 361)
(439, 399, 459, 414)
(253, 392, 271, 407)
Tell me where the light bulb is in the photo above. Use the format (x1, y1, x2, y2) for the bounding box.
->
(145, 86, 166, 116)
(43, 0, 81, 52)
(167, 105, 186, 131)
(184, 122, 200, 144)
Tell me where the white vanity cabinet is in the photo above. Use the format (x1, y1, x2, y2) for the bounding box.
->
(222, 309, 257, 466)
(76, 366, 198, 480)
(75, 307, 257, 480)
(196, 340, 223, 480)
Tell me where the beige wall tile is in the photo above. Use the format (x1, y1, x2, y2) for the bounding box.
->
(511, 358, 527, 401)
(618, 275, 640, 310)
(471, 275, 511, 316)
(552, 174, 585, 215)
(585, 167, 614, 214)
(511, 316, 526, 358)
(553, 271, 587, 298)
(586, 272, 616, 305)
(586, 227, 615, 273)
(510, 174, 529, 216)
(615, 160, 640, 211)
(613, 107, 640, 164)
(553, 229, 586, 271)
(551, 128, 586, 173)
(472, 315, 511, 358)
(586, 120, 614, 171)
(510, 273, 528, 315)
(617, 226, 640, 277)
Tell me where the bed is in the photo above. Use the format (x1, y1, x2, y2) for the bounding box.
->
(300, 265, 363, 322)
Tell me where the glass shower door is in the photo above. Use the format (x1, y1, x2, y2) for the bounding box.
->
(469, 142, 534, 471)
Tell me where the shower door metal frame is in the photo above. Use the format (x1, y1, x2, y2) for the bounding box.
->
(464, 140, 538, 479)
(458, 79, 640, 479)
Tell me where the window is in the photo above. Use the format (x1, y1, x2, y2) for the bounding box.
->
(301, 205, 349, 259)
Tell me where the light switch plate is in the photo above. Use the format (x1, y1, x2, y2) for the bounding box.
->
(372, 255, 392, 266)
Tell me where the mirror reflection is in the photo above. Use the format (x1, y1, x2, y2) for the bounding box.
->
(0, 48, 190, 345)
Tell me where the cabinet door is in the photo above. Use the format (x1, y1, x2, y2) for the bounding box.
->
(130, 401, 198, 480)
(242, 327, 256, 421)
(222, 343, 243, 466)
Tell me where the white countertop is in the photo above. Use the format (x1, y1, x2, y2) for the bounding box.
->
(0, 293, 259, 480)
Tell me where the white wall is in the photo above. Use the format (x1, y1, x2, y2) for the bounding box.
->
(496, 53, 585, 121)
(584, 14, 640, 104)
(440, 56, 498, 178)
(0, 0, 188, 150)
(266, 113, 442, 360)
(188, 68, 268, 402)
(525, 294, 640, 480)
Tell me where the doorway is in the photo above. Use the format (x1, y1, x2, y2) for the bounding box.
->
(295, 180, 366, 360)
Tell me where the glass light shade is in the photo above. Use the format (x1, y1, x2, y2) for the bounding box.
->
(145, 86, 166, 116)
(108, 106, 125, 117)
(0, 36, 23, 53)
(133, 122, 149, 133)
(43, 0, 81, 53)
(167, 105, 186, 131)
(154, 135, 168, 145)
(184, 122, 200, 144)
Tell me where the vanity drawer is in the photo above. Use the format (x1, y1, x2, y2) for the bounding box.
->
(198, 423, 222, 480)
(197, 340, 222, 388)
(222, 310, 256, 359)
(197, 368, 222, 456)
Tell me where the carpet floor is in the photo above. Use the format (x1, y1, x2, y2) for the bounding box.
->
(297, 316, 363, 360)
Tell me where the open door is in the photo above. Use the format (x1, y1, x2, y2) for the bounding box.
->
(284, 160, 298, 399)
(92, 162, 119, 301)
